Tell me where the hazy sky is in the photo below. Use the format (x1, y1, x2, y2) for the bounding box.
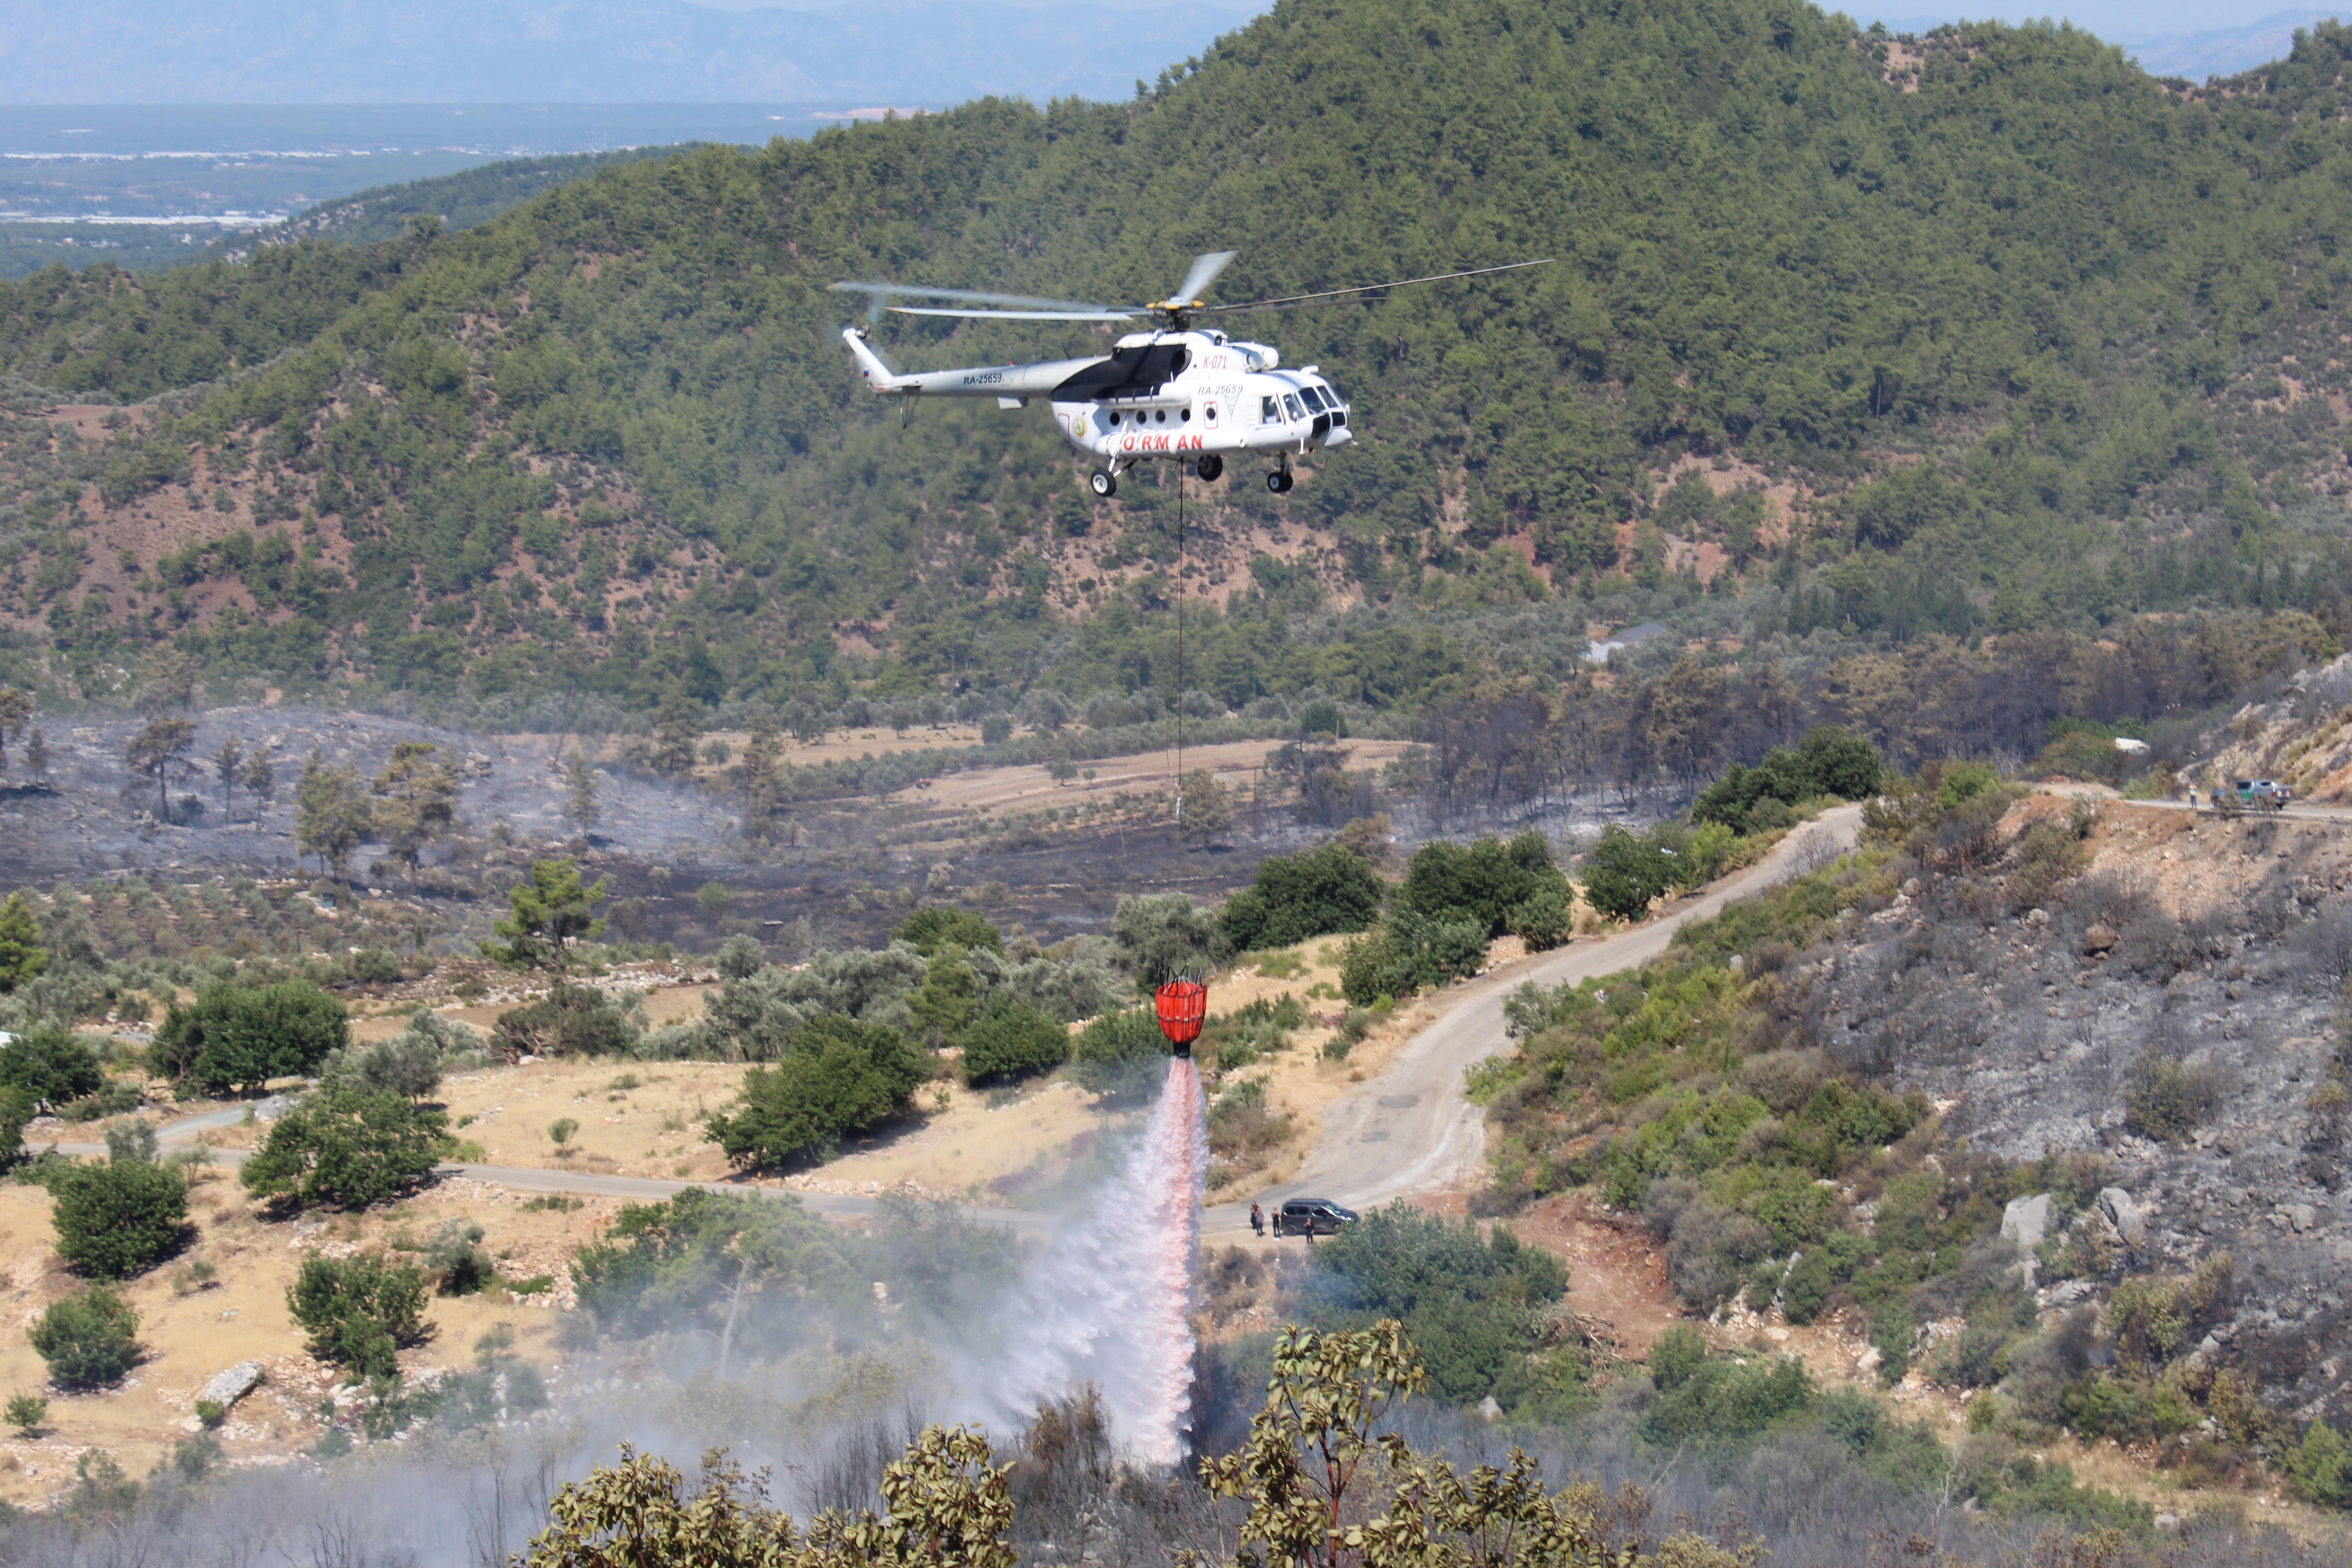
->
(690, 0, 2334, 39)
(738, 0, 2339, 46)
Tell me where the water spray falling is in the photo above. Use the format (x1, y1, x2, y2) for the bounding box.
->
(961, 1056, 1207, 1465)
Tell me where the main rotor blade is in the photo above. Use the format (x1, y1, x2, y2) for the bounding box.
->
(830, 279, 1117, 313)
(1165, 250, 1239, 306)
(1201, 258, 1553, 315)
(889, 306, 1139, 321)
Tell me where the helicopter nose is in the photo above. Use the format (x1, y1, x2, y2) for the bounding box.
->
(1321, 421, 1352, 448)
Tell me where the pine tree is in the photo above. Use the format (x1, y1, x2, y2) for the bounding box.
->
(482, 859, 609, 976)
(649, 690, 703, 779)
(740, 710, 784, 831)
(0, 892, 49, 993)
(0, 687, 32, 773)
(124, 718, 196, 823)
(564, 755, 600, 833)
(214, 736, 244, 822)
(243, 744, 276, 812)
(369, 742, 461, 871)
(908, 943, 980, 1048)
(293, 750, 372, 877)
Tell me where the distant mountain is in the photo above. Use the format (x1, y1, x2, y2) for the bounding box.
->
(0, 0, 1248, 105)
(269, 148, 677, 245)
(2117, 9, 2342, 80)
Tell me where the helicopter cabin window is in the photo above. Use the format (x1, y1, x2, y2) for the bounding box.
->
(1299, 387, 1326, 413)
(1282, 394, 1305, 421)
(1259, 396, 1280, 423)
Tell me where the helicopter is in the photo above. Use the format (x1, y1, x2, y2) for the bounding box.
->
(832, 251, 1548, 498)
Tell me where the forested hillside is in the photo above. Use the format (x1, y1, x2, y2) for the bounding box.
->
(3, 0, 2352, 730)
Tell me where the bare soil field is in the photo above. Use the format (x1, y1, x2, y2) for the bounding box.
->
(880, 738, 1414, 819)
(0, 1170, 610, 1510)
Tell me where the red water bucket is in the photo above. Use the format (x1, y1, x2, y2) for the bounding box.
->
(1154, 979, 1208, 1051)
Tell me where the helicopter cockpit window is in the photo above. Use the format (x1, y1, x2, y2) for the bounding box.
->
(1260, 396, 1280, 423)
(1321, 379, 1345, 406)
(1282, 394, 1306, 421)
(1299, 387, 1327, 413)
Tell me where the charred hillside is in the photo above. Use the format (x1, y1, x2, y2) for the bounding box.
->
(1482, 783, 2352, 1508)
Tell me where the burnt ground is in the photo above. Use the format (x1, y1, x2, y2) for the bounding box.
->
(0, 703, 1343, 955)
(1797, 801, 2352, 1424)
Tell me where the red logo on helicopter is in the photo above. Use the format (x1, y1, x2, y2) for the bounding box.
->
(1119, 434, 1205, 453)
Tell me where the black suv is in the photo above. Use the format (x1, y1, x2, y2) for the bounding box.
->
(1272, 1198, 1358, 1237)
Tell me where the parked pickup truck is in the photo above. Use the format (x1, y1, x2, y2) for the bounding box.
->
(2214, 779, 2291, 813)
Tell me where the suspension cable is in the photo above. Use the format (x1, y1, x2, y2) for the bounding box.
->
(1173, 464, 1186, 828)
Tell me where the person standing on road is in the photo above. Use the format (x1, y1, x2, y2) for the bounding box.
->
(1250, 1201, 1264, 1238)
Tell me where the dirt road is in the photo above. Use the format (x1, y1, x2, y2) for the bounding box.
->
(46, 1125, 1058, 1235)
(1204, 807, 1864, 1240)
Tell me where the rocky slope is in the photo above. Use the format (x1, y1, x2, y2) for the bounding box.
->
(1808, 796, 2349, 1425)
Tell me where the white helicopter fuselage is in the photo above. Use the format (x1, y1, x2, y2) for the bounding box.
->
(841, 326, 1353, 479)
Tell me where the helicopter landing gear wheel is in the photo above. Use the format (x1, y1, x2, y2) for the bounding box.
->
(1089, 470, 1118, 499)
(1266, 469, 1294, 495)
(1195, 455, 1223, 483)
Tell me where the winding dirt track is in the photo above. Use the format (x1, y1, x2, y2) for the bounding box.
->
(1200, 805, 1864, 1240)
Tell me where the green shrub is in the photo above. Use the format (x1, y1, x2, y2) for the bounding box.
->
(1869, 1301, 1916, 1385)
(27, 1284, 142, 1389)
(5, 1392, 46, 1434)
(52, 1158, 188, 1279)
(1111, 892, 1228, 982)
(891, 906, 1003, 956)
(958, 998, 1067, 1085)
(492, 982, 639, 1058)
(1693, 726, 1883, 827)
(2291, 1418, 2352, 1509)
(351, 949, 403, 984)
(58, 1081, 141, 1122)
(0, 1024, 103, 1109)
(1780, 1250, 1834, 1325)
(1650, 1323, 1708, 1391)
(240, 1087, 448, 1210)
(1313, 1204, 1566, 1406)
(1934, 761, 2001, 810)
(1504, 883, 1574, 951)
(1641, 1352, 1816, 1450)
(1578, 825, 1676, 922)
(1336, 909, 1487, 1004)
(319, 1029, 443, 1100)
(287, 1253, 428, 1378)
(1392, 832, 1567, 937)
(426, 1217, 495, 1295)
(2123, 1049, 2215, 1142)
(705, 1014, 931, 1168)
(1066, 1008, 1170, 1100)
(1217, 841, 1385, 952)
(151, 980, 348, 1094)
(1201, 994, 1304, 1070)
